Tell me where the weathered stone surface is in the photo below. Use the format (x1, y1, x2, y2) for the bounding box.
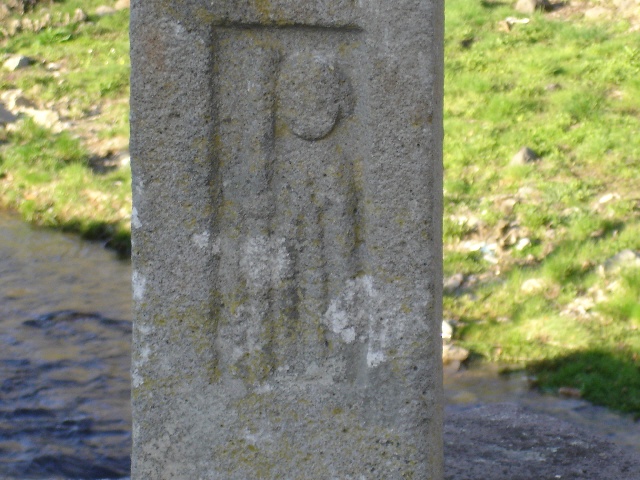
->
(130, 0, 444, 478)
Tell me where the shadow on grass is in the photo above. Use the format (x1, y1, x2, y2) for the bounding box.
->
(528, 349, 640, 419)
(479, 0, 510, 8)
(60, 218, 131, 259)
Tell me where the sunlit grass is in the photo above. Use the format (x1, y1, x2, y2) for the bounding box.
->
(444, 0, 640, 414)
(0, 0, 131, 254)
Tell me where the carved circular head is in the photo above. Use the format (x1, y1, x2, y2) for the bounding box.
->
(278, 53, 345, 141)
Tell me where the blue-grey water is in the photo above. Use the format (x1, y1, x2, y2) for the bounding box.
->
(0, 211, 131, 479)
(0, 210, 638, 479)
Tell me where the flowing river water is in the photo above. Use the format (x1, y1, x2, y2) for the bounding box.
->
(0, 210, 638, 479)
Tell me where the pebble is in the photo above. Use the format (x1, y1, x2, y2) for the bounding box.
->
(23, 108, 61, 131)
(115, 0, 131, 9)
(72, 8, 88, 23)
(521, 278, 545, 294)
(443, 344, 470, 364)
(3, 54, 33, 71)
(442, 320, 454, 341)
(515, 237, 531, 250)
(95, 5, 117, 16)
(584, 6, 611, 20)
(598, 192, 620, 204)
(510, 146, 539, 166)
(558, 387, 582, 398)
(444, 273, 464, 294)
(599, 249, 640, 276)
(6, 19, 21, 35)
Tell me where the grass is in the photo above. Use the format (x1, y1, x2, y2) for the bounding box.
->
(443, 0, 640, 417)
(0, 1, 639, 415)
(0, 0, 131, 254)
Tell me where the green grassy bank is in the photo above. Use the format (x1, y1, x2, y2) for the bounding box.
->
(1, 0, 639, 416)
(444, 0, 640, 417)
(0, 0, 130, 254)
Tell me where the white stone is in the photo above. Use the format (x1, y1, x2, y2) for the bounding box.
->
(521, 278, 545, 294)
(95, 5, 116, 16)
(442, 320, 453, 341)
(3, 55, 32, 71)
(23, 108, 60, 130)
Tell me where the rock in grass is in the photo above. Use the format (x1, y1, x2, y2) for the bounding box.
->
(1, 89, 36, 110)
(95, 5, 116, 16)
(443, 344, 469, 364)
(27, 109, 60, 130)
(72, 8, 87, 23)
(599, 249, 640, 276)
(521, 278, 545, 294)
(442, 320, 454, 341)
(115, 0, 130, 10)
(20, 17, 33, 31)
(510, 146, 539, 165)
(514, 0, 550, 14)
(0, 4, 10, 21)
(3, 55, 33, 71)
(584, 6, 611, 20)
(6, 19, 21, 36)
(444, 273, 465, 294)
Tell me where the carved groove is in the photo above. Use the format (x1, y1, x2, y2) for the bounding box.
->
(213, 26, 364, 382)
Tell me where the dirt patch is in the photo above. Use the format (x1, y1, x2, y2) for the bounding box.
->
(546, 0, 640, 29)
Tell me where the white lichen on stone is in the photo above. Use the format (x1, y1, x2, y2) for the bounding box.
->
(132, 369, 144, 388)
(324, 275, 397, 368)
(366, 349, 385, 368)
(139, 345, 151, 364)
(325, 294, 357, 344)
(254, 383, 273, 394)
(132, 270, 146, 301)
(323, 276, 373, 344)
(240, 236, 290, 288)
(132, 324, 154, 388)
(131, 206, 142, 229)
(191, 231, 209, 249)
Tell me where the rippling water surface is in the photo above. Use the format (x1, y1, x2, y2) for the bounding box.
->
(0, 212, 132, 479)
(0, 211, 638, 479)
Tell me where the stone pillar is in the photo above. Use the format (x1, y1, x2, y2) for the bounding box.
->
(130, 1, 444, 478)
